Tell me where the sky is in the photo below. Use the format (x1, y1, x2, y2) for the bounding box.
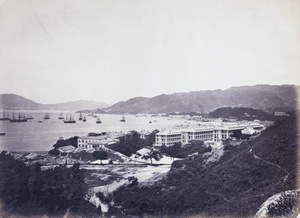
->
(0, 0, 299, 105)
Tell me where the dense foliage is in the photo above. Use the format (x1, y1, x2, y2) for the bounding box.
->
(161, 140, 212, 158)
(251, 112, 299, 185)
(108, 114, 298, 217)
(52, 136, 78, 149)
(0, 152, 96, 216)
(92, 150, 108, 164)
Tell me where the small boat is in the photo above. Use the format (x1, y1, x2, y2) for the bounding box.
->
(0, 132, 5, 135)
(83, 115, 87, 122)
(96, 116, 102, 124)
(149, 121, 152, 123)
(79, 112, 83, 121)
(58, 113, 64, 119)
(38, 120, 43, 123)
(44, 113, 50, 119)
(120, 115, 126, 122)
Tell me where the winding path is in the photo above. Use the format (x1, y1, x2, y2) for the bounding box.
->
(249, 148, 290, 182)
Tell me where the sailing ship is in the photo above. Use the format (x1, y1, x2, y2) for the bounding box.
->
(63, 114, 76, 123)
(58, 113, 64, 119)
(0, 111, 10, 121)
(120, 115, 126, 122)
(79, 112, 83, 121)
(10, 112, 28, 122)
(83, 115, 87, 122)
(44, 113, 50, 119)
(96, 116, 102, 124)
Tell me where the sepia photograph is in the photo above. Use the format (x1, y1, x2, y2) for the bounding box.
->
(0, 0, 300, 217)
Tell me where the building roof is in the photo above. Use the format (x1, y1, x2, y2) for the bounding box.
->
(58, 145, 76, 153)
(79, 135, 107, 140)
(241, 128, 256, 135)
(136, 148, 151, 156)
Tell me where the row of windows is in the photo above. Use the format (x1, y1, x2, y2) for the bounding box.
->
(78, 139, 101, 143)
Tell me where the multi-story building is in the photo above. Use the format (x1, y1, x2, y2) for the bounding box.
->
(154, 130, 182, 147)
(77, 135, 119, 150)
(181, 127, 215, 144)
(154, 122, 264, 147)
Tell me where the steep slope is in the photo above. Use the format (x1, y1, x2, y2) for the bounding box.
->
(106, 84, 299, 114)
(109, 113, 298, 217)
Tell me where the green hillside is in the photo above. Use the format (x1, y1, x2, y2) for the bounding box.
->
(108, 112, 299, 217)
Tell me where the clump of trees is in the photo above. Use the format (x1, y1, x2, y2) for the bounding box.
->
(142, 149, 162, 165)
(92, 150, 108, 164)
(52, 136, 79, 149)
(0, 151, 97, 216)
(161, 141, 212, 158)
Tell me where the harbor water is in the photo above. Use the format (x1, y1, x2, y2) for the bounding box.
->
(0, 111, 185, 152)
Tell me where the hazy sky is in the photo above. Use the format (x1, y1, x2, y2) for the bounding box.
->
(0, 0, 299, 105)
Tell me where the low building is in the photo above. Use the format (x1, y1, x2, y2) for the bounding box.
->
(135, 148, 151, 157)
(57, 145, 76, 154)
(274, 112, 289, 117)
(139, 130, 151, 139)
(77, 135, 119, 150)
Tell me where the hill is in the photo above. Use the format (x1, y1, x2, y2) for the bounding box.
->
(208, 107, 276, 121)
(0, 94, 42, 110)
(108, 112, 299, 217)
(43, 100, 109, 111)
(0, 94, 109, 110)
(105, 84, 299, 114)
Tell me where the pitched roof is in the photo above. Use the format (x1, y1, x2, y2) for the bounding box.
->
(58, 145, 76, 153)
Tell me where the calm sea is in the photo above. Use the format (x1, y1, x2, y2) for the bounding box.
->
(0, 111, 185, 152)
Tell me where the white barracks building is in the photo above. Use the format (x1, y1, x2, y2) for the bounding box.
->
(155, 122, 264, 146)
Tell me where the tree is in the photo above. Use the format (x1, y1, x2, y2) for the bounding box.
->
(162, 142, 185, 158)
(53, 136, 78, 149)
(93, 151, 108, 164)
(48, 149, 60, 156)
(143, 149, 162, 165)
(144, 129, 160, 147)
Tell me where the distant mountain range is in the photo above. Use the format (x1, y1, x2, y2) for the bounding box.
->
(0, 94, 109, 111)
(1, 84, 299, 113)
(105, 84, 299, 114)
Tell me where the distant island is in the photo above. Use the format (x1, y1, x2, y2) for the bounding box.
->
(0, 94, 109, 111)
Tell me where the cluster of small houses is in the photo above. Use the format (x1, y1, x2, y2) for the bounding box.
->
(5, 130, 155, 166)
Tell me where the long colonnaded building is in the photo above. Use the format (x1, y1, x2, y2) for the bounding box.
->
(155, 121, 264, 147)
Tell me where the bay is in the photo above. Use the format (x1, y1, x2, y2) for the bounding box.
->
(0, 110, 185, 152)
